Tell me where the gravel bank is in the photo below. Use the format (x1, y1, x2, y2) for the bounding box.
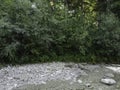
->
(0, 62, 120, 90)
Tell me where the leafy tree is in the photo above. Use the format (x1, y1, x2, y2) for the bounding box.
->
(93, 13, 120, 63)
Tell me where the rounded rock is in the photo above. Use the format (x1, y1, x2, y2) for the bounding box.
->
(101, 78, 116, 85)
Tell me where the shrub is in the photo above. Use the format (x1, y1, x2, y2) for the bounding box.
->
(0, 0, 119, 64)
(0, 0, 53, 63)
(93, 13, 120, 62)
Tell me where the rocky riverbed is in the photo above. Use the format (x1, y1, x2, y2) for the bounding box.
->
(0, 62, 120, 90)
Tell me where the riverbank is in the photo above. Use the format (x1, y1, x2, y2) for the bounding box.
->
(0, 62, 120, 90)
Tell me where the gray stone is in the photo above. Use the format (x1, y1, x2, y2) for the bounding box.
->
(77, 79, 82, 84)
(85, 83, 91, 87)
(101, 78, 116, 85)
(105, 73, 114, 78)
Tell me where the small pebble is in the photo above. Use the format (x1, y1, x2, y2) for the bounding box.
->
(85, 83, 91, 87)
(78, 79, 82, 84)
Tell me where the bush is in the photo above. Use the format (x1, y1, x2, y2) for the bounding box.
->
(0, 0, 53, 63)
(0, 0, 119, 64)
(93, 13, 120, 63)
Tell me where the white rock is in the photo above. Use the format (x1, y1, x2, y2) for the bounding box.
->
(106, 67, 120, 73)
(8, 77, 13, 80)
(14, 84, 17, 87)
(78, 79, 82, 84)
(101, 78, 116, 85)
(41, 81, 46, 84)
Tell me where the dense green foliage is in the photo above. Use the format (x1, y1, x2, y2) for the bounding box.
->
(93, 13, 120, 63)
(0, 0, 120, 64)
